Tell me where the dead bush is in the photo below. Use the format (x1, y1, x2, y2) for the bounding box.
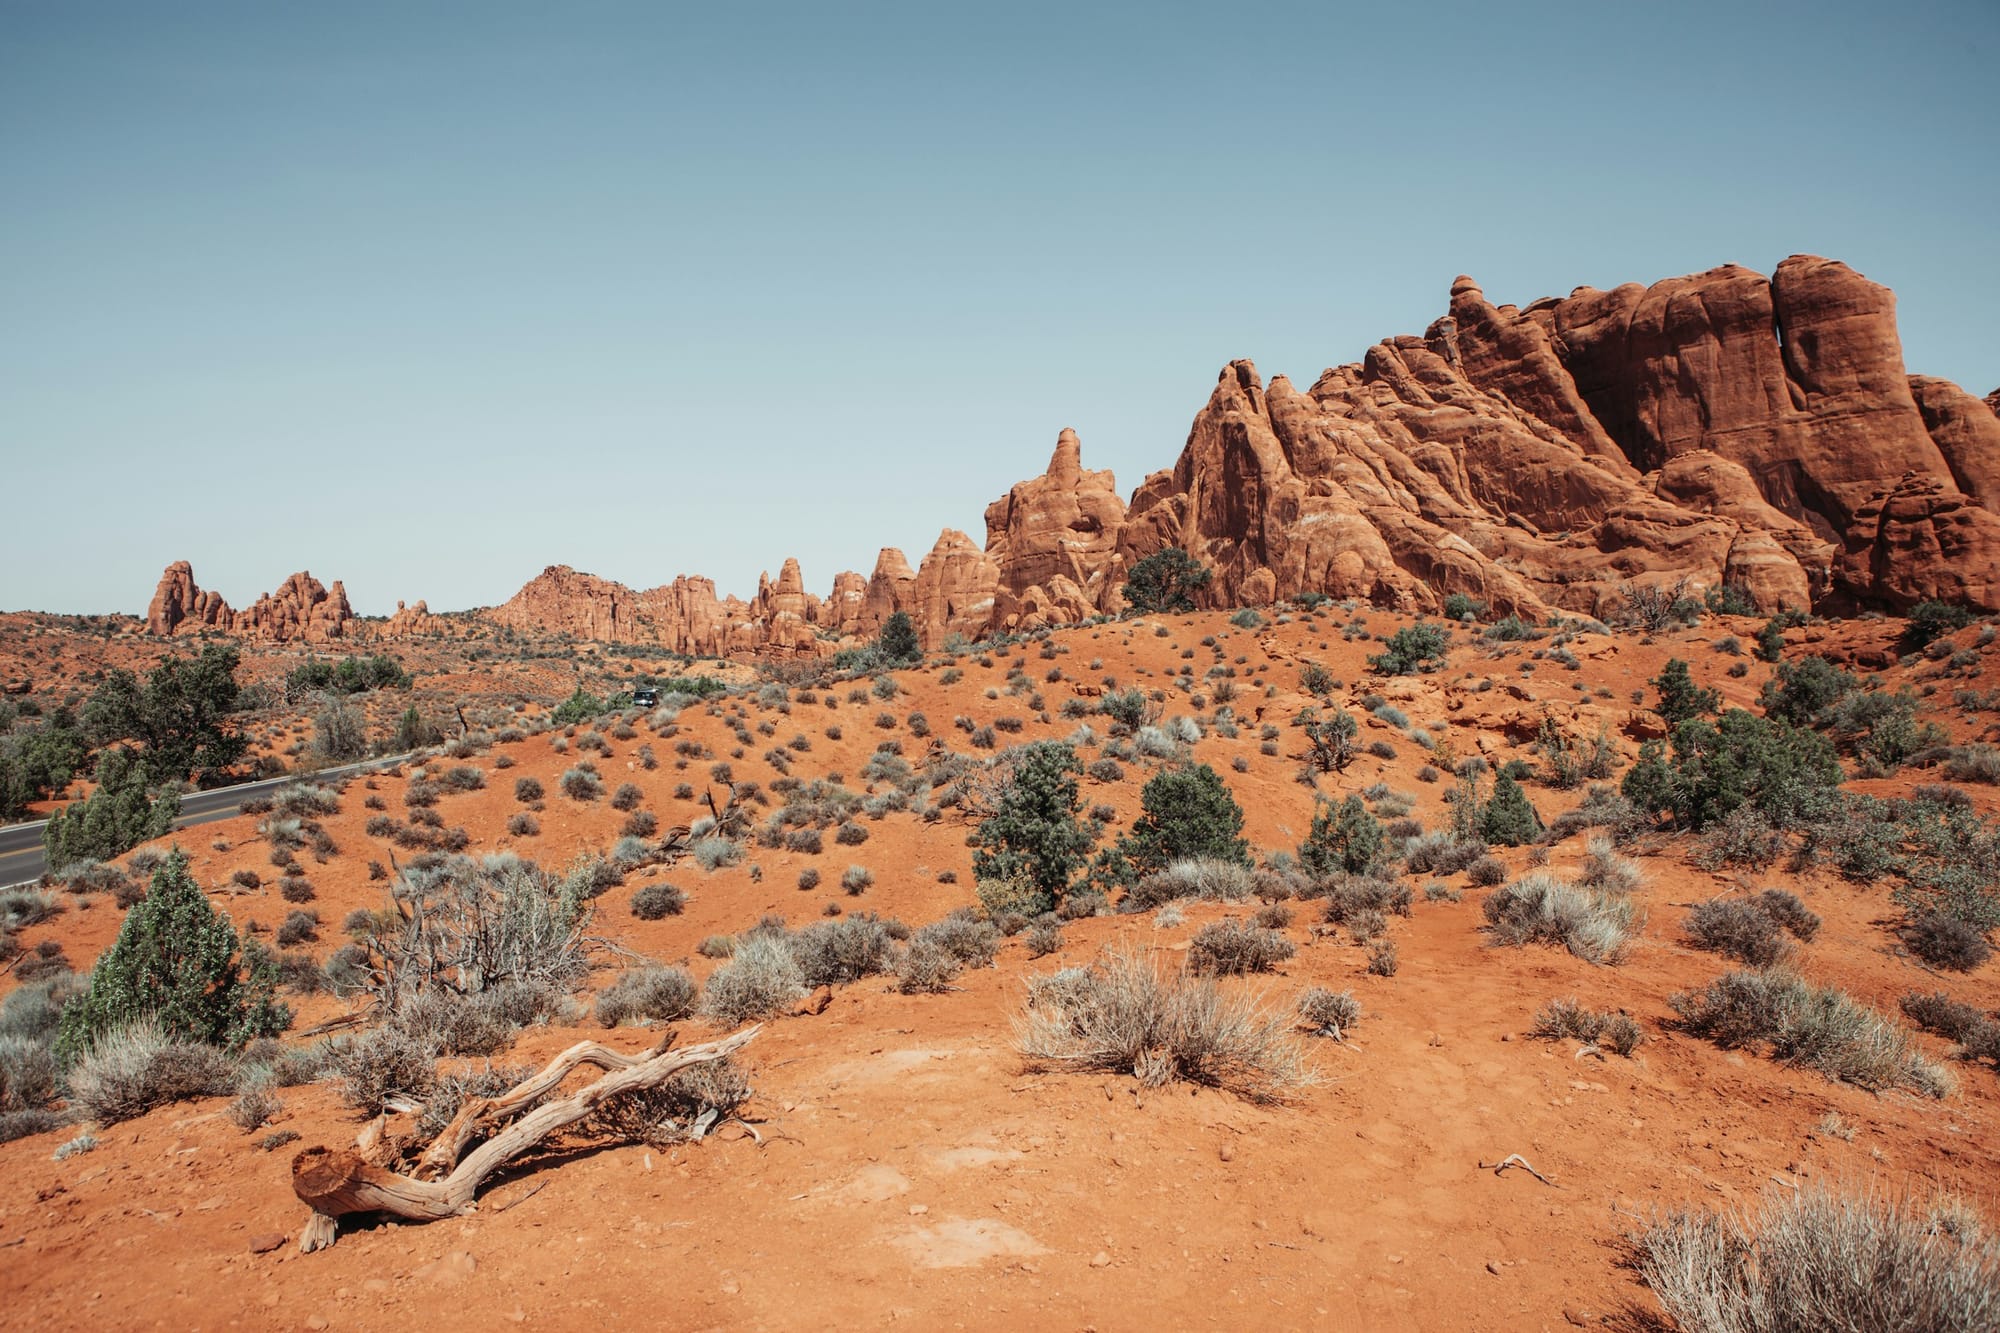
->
(1482, 872, 1635, 964)
(581, 1056, 751, 1146)
(1188, 920, 1296, 975)
(1016, 947, 1313, 1103)
(1671, 969, 1953, 1097)
(1297, 987, 1360, 1038)
(68, 1021, 239, 1125)
(595, 967, 699, 1027)
(1634, 1183, 2000, 1333)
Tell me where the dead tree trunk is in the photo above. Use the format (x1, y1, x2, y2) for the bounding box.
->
(292, 1025, 758, 1252)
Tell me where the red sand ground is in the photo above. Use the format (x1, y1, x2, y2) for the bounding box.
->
(2, 609, 1996, 1330)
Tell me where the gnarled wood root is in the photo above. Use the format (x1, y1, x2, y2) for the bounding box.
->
(292, 1025, 758, 1252)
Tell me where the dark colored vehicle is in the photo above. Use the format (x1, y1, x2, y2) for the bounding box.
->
(632, 688, 661, 709)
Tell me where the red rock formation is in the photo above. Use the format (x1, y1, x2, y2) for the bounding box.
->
(858, 548, 918, 636)
(235, 573, 352, 642)
(1112, 256, 1991, 619)
(146, 561, 233, 635)
(1445, 256, 1997, 609)
(488, 566, 639, 643)
(906, 530, 1002, 649)
(145, 256, 2000, 649)
(983, 429, 1129, 632)
(1839, 473, 2000, 610)
(145, 563, 353, 642)
(486, 564, 838, 657)
(822, 571, 870, 638)
(381, 599, 439, 637)
(1910, 376, 2000, 511)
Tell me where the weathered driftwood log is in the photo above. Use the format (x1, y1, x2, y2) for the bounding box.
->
(292, 1025, 758, 1252)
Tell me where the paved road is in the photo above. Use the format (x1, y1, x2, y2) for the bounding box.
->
(0, 753, 414, 889)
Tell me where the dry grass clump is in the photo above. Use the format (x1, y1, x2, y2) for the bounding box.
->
(68, 1020, 239, 1125)
(1576, 834, 1642, 893)
(1188, 920, 1296, 975)
(895, 914, 1002, 993)
(1482, 872, 1636, 964)
(1671, 970, 1954, 1097)
(1015, 947, 1313, 1103)
(700, 935, 805, 1024)
(1634, 1183, 2000, 1333)
(1297, 987, 1360, 1038)
(1123, 858, 1256, 912)
(1527, 997, 1643, 1055)
(596, 967, 699, 1027)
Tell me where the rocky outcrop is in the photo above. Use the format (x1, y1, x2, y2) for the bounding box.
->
(147, 561, 233, 636)
(983, 428, 1129, 631)
(144, 256, 2000, 650)
(858, 548, 918, 636)
(145, 563, 354, 642)
(236, 573, 353, 642)
(1436, 256, 1997, 610)
(381, 599, 440, 637)
(906, 530, 1002, 649)
(1101, 256, 2000, 619)
(485, 563, 843, 657)
(1910, 375, 2000, 511)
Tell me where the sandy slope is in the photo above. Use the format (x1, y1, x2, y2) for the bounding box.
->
(2, 609, 1996, 1330)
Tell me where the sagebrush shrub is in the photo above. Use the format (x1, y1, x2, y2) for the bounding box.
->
(1685, 900, 1786, 967)
(630, 883, 686, 920)
(68, 1020, 239, 1124)
(1908, 914, 1993, 972)
(1016, 948, 1311, 1102)
(1482, 872, 1634, 964)
(1635, 1184, 2000, 1332)
(595, 967, 698, 1027)
(700, 936, 805, 1024)
(1188, 920, 1295, 975)
(1671, 969, 1952, 1096)
(788, 915, 899, 987)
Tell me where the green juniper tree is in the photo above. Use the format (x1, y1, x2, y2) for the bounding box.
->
(1122, 548, 1211, 615)
(1480, 770, 1541, 846)
(1652, 658, 1720, 728)
(1299, 795, 1381, 876)
(972, 742, 1097, 914)
(876, 611, 922, 665)
(55, 850, 287, 1063)
(1116, 763, 1250, 876)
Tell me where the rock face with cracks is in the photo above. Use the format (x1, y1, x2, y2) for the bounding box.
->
(147, 256, 2000, 649)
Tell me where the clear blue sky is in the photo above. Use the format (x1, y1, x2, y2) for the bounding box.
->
(3, 1, 1994, 616)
